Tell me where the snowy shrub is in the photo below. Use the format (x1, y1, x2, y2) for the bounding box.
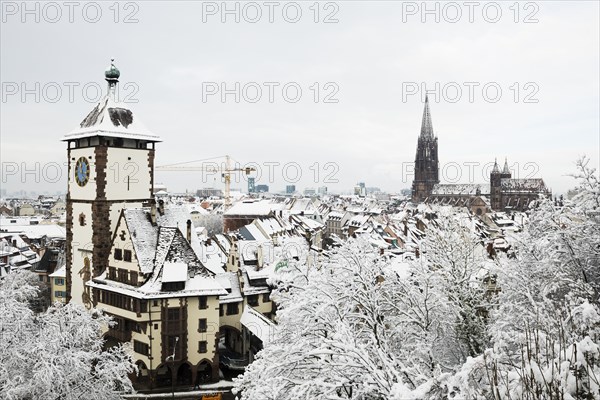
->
(0, 270, 136, 400)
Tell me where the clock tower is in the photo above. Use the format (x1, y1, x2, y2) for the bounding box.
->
(62, 60, 161, 307)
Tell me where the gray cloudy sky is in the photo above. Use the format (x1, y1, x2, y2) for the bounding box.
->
(1, 1, 598, 195)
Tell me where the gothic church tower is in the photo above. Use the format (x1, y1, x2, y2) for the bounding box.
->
(62, 61, 161, 306)
(411, 95, 439, 203)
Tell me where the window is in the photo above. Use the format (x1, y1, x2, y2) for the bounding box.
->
(199, 296, 208, 309)
(219, 305, 224, 317)
(123, 250, 132, 262)
(114, 248, 123, 260)
(226, 303, 239, 315)
(198, 341, 207, 353)
(262, 292, 270, 303)
(153, 300, 158, 307)
(130, 272, 138, 286)
(118, 269, 128, 283)
(162, 281, 185, 291)
(248, 295, 259, 307)
(133, 340, 149, 356)
(108, 267, 116, 280)
(54, 278, 65, 286)
(167, 308, 180, 321)
(198, 318, 207, 332)
(79, 213, 86, 226)
(154, 323, 158, 330)
(54, 291, 65, 298)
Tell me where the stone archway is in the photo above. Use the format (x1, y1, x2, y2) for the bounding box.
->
(196, 360, 212, 385)
(155, 364, 172, 388)
(177, 362, 192, 386)
(219, 325, 243, 354)
(135, 360, 150, 387)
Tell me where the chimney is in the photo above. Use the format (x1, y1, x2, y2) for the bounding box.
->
(150, 202, 157, 225)
(186, 219, 192, 243)
(257, 244, 264, 270)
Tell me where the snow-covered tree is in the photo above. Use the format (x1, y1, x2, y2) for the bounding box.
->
(197, 214, 224, 236)
(414, 157, 600, 400)
(0, 270, 136, 400)
(234, 210, 493, 399)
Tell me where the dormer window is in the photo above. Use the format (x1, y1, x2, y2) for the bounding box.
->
(161, 262, 187, 292)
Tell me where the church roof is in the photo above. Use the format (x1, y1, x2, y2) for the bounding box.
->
(500, 178, 548, 192)
(431, 183, 490, 196)
(420, 95, 435, 139)
(62, 61, 161, 142)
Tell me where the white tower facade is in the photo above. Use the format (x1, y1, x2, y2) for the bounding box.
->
(62, 61, 161, 306)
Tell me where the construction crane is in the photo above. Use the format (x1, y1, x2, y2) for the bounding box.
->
(155, 155, 255, 209)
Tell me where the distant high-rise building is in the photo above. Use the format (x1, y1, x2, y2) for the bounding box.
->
(318, 186, 328, 195)
(304, 187, 316, 196)
(256, 184, 269, 193)
(196, 188, 223, 197)
(286, 185, 296, 194)
(248, 177, 256, 193)
(354, 182, 366, 197)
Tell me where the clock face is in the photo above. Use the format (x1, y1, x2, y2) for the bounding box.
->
(75, 157, 90, 187)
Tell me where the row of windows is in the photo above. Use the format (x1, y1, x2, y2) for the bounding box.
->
(108, 267, 138, 285)
(248, 293, 270, 307)
(114, 249, 133, 262)
(220, 302, 239, 317)
(97, 289, 148, 313)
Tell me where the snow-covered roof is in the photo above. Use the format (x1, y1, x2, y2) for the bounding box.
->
(240, 307, 275, 344)
(0, 218, 66, 240)
(224, 199, 282, 216)
(49, 264, 66, 278)
(89, 271, 227, 299)
(500, 178, 548, 192)
(217, 272, 243, 304)
(62, 93, 161, 142)
(162, 262, 188, 283)
(431, 184, 490, 196)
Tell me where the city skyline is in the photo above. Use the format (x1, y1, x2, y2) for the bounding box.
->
(2, 2, 599, 196)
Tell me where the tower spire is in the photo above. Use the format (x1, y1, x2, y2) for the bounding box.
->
(502, 157, 510, 174)
(420, 94, 434, 139)
(492, 158, 500, 173)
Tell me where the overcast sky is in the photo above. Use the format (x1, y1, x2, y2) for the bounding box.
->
(1, 1, 598, 196)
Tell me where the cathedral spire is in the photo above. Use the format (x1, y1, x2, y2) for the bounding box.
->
(420, 94, 434, 139)
(492, 158, 500, 173)
(502, 157, 510, 174)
